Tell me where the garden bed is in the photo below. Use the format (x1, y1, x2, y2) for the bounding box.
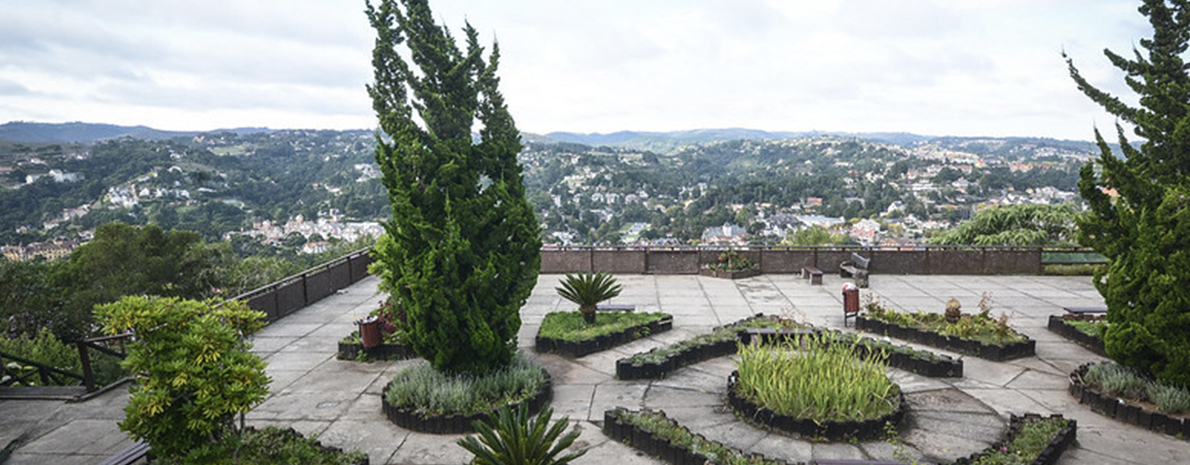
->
(856, 315, 1035, 361)
(698, 267, 761, 279)
(603, 408, 802, 465)
(615, 314, 789, 380)
(1046, 315, 1107, 357)
(829, 331, 963, 378)
(952, 414, 1077, 465)
(1068, 362, 1190, 438)
(381, 365, 553, 434)
(336, 340, 417, 361)
(536, 312, 673, 358)
(727, 370, 906, 441)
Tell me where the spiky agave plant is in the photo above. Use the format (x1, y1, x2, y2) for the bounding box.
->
(457, 405, 586, 465)
(556, 272, 622, 324)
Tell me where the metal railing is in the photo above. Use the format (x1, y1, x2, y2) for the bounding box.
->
(0, 350, 86, 388)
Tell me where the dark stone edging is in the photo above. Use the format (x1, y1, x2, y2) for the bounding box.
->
(536, 314, 674, 358)
(698, 268, 762, 279)
(834, 332, 963, 378)
(1069, 362, 1190, 438)
(726, 370, 907, 441)
(952, 414, 1077, 465)
(856, 315, 1035, 361)
(381, 369, 553, 434)
(336, 341, 418, 361)
(1046, 315, 1107, 357)
(602, 408, 808, 465)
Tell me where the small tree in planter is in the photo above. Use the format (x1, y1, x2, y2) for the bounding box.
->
(556, 272, 622, 324)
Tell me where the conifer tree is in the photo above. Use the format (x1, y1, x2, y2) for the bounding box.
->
(1067, 0, 1190, 386)
(366, 0, 541, 375)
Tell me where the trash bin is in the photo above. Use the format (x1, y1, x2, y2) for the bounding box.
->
(842, 282, 860, 326)
(357, 315, 382, 349)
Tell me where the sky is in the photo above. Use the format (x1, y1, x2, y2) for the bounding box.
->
(0, 0, 1156, 141)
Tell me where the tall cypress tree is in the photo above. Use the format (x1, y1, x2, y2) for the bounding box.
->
(366, 0, 541, 375)
(1067, 0, 1190, 386)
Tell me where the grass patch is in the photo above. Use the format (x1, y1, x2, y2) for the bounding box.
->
(538, 311, 668, 342)
(609, 408, 784, 465)
(973, 417, 1068, 465)
(1084, 362, 1190, 415)
(735, 334, 898, 422)
(384, 352, 548, 417)
(1063, 318, 1106, 338)
(865, 303, 1028, 345)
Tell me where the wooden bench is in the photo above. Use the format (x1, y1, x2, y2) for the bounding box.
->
(839, 252, 870, 288)
(97, 440, 150, 465)
(597, 304, 635, 312)
(801, 266, 824, 285)
(1063, 306, 1107, 315)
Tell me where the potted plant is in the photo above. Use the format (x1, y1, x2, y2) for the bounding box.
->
(700, 251, 760, 279)
(556, 272, 623, 324)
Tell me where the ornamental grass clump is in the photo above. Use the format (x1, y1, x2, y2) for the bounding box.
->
(735, 334, 898, 422)
(1083, 362, 1190, 414)
(385, 353, 548, 417)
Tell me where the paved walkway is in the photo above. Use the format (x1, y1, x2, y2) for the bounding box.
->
(2, 273, 1188, 464)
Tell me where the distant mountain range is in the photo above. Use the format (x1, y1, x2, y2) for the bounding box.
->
(1, 121, 1101, 155)
(0, 121, 271, 144)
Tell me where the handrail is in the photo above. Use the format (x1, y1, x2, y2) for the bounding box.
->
(0, 349, 86, 387)
(228, 247, 371, 303)
(77, 333, 132, 393)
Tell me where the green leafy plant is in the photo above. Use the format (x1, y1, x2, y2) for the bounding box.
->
(555, 272, 622, 324)
(367, 0, 541, 376)
(94, 296, 271, 459)
(537, 311, 666, 343)
(0, 327, 81, 376)
(457, 404, 586, 465)
(865, 301, 1028, 345)
(735, 334, 898, 422)
(385, 353, 547, 417)
(623, 316, 792, 367)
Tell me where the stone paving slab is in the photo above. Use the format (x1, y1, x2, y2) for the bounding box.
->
(8, 273, 1190, 465)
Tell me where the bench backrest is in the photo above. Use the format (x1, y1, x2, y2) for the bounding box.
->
(851, 252, 870, 269)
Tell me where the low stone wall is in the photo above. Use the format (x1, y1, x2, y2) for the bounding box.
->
(541, 246, 1048, 275)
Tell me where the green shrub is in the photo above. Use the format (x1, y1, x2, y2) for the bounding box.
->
(94, 296, 271, 459)
(538, 311, 667, 342)
(735, 335, 898, 422)
(385, 353, 548, 417)
(458, 404, 586, 465)
(0, 328, 80, 375)
(864, 302, 1027, 345)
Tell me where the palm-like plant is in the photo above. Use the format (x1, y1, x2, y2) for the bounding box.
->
(556, 272, 622, 324)
(457, 405, 587, 465)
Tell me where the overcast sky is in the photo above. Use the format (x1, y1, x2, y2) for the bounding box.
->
(0, 0, 1154, 140)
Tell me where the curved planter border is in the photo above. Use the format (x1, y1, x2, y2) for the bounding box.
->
(699, 268, 761, 279)
(726, 370, 907, 441)
(536, 314, 673, 358)
(616, 314, 771, 380)
(953, 413, 1077, 465)
(831, 331, 963, 378)
(855, 315, 1035, 361)
(602, 408, 807, 465)
(1046, 315, 1107, 357)
(381, 369, 553, 434)
(336, 341, 418, 361)
(1069, 363, 1189, 438)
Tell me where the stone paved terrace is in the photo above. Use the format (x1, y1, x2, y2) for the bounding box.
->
(2, 272, 1189, 464)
